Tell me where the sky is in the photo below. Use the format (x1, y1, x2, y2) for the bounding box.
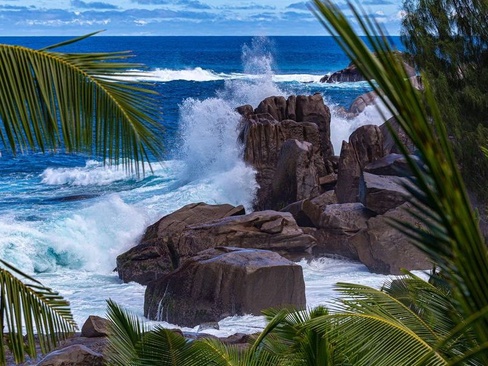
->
(0, 0, 404, 36)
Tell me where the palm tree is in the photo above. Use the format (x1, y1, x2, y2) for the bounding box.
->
(0, 32, 164, 364)
(106, 1, 488, 364)
(105, 299, 281, 366)
(251, 306, 346, 365)
(306, 0, 488, 364)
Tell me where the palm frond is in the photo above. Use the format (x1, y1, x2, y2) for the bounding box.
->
(252, 306, 342, 366)
(0, 260, 76, 364)
(0, 34, 164, 174)
(139, 327, 194, 366)
(195, 337, 282, 366)
(381, 273, 461, 337)
(105, 299, 146, 366)
(311, 0, 488, 360)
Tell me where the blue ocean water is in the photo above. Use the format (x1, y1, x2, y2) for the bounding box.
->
(0, 36, 401, 334)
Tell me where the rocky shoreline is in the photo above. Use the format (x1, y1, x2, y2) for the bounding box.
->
(114, 91, 432, 329)
(31, 80, 433, 364)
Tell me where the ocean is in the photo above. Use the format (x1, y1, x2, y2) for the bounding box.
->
(0, 36, 406, 336)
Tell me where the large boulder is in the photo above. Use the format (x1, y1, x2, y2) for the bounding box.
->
(81, 316, 110, 338)
(311, 203, 374, 259)
(336, 125, 386, 203)
(117, 207, 315, 285)
(348, 91, 378, 115)
(359, 172, 410, 215)
(175, 210, 316, 256)
(116, 202, 245, 285)
(363, 153, 414, 177)
(380, 117, 416, 154)
(144, 247, 306, 327)
(350, 203, 431, 274)
(281, 199, 323, 228)
(238, 94, 333, 210)
(270, 139, 320, 209)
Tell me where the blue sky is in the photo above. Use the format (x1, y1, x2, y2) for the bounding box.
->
(0, 0, 404, 36)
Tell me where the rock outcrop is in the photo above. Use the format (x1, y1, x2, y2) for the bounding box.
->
(117, 204, 316, 285)
(144, 247, 306, 327)
(380, 117, 416, 154)
(359, 172, 410, 215)
(116, 202, 245, 285)
(321, 54, 417, 85)
(350, 203, 432, 274)
(320, 62, 365, 83)
(238, 93, 334, 210)
(336, 125, 386, 203)
(81, 316, 110, 338)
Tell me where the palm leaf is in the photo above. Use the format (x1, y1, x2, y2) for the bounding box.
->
(0, 34, 164, 174)
(252, 306, 343, 366)
(105, 299, 147, 366)
(311, 0, 488, 359)
(194, 337, 282, 366)
(0, 260, 76, 364)
(138, 327, 196, 366)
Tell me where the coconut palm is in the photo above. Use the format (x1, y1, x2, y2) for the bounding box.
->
(105, 299, 281, 366)
(307, 0, 488, 364)
(107, 1, 488, 364)
(0, 32, 164, 364)
(251, 306, 347, 365)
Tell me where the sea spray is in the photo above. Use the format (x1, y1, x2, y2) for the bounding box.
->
(175, 37, 291, 211)
(0, 35, 402, 334)
(329, 99, 393, 154)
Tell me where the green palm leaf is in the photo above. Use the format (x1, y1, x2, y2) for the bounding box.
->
(311, 0, 488, 364)
(252, 306, 343, 366)
(195, 337, 281, 366)
(106, 299, 147, 366)
(0, 260, 76, 364)
(0, 33, 164, 174)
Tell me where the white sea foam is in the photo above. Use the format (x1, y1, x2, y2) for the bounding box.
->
(115, 67, 326, 84)
(40, 160, 134, 186)
(0, 36, 401, 335)
(330, 99, 393, 155)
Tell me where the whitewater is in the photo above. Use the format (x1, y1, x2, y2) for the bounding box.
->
(0, 36, 407, 336)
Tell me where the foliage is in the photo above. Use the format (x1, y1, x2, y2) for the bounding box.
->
(401, 0, 488, 198)
(105, 1, 488, 364)
(105, 300, 281, 366)
(251, 306, 346, 365)
(0, 260, 77, 364)
(0, 33, 165, 364)
(309, 0, 488, 363)
(0, 31, 164, 174)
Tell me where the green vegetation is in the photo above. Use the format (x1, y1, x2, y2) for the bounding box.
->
(5, 0, 488, 364)
(104, 0, 488, 364)
(0, 31, 164, 174)
(0, 33, 164, 364)
(401, 0, 488, 200)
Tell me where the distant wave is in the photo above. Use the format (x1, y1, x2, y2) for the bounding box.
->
(40, 160, 135, 186)
(116, 67, 330, 84)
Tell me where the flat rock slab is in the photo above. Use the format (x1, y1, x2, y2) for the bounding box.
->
(145, 247, 306, 327)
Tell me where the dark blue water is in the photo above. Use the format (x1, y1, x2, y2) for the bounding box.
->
(0, 36, 401, 329)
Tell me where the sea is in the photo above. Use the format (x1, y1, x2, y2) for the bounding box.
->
(0, 36, 411, 336)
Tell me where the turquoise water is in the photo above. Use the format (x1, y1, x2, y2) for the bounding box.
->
(0, 36, 401, 333)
